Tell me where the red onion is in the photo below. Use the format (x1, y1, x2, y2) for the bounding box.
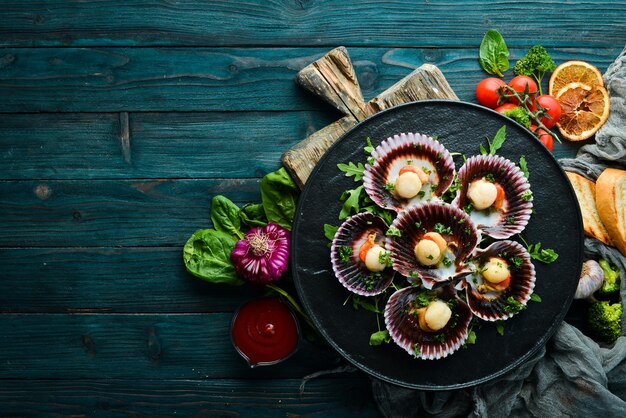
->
(230, 223, 290, 284)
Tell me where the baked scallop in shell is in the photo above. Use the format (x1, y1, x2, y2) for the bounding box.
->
(363, 133, 455, 212)
(330, 212, 395, 296)
(465, 240, 536, 321)
(386, 203, 479, 287)
(384, 285, 473, 360)
(452, 155, 532, 239)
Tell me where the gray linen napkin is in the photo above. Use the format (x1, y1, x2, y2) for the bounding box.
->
(372, 46, 626, 418)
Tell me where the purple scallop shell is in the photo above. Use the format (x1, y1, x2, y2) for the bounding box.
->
(330, 212, 395, 296)
(384, 285, 473, 360)
(386, 203, 479, 287)
(452, 155, 533, 239)
(363, 133, 455, 212)
(465, 240, 536, 321)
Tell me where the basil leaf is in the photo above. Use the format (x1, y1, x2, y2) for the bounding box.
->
(260, 167, 299, 230)
(183, 229, 243, 285)
(479, 29, 509, 77)
(210, 195, 243, 239)
(239, 203, 267, 227)
(369, 330, 391, 346)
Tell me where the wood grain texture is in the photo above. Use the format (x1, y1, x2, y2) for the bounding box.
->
(0, 47, 621, 112)
(0, 247, 267, 313)
(0, 0, 624, 47)
(0, 314, 344, 379)
(285, 63, 458, 187)
(0, 112, 335, 180)
(0, 378, 381, 417)
(0, 179, 261, 247)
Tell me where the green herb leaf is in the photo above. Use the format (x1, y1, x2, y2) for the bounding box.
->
(210, 195, 243, 239)
(369, 330, 391, 346)
(337, 161, 366, 181)
(338, 246, 353, 263)
(479, 143, 488, 155)
(339, 185, 364, 220)
(238, 203, 268, 228)
(364, 137, 374, 155)
(465, 329, 477, 346)
(495, 321, 505, 336)
(530, 293, 542, 303)
(519, 155, 529, 180)
(386, 227, 402, 237)
(183, 229, 243, 285)
(323, 224, 339, 241)
(521, 190, 533, 201)
(260, 168, 299, 230)
(352, 295, 382, 313)
(433, 223, 453, 235)
(479, 29, 510, 77)
(489, 126, 507, 155)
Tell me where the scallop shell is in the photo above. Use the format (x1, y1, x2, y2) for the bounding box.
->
(452, 155, 532, 239)
(330, 212, 395, 296)
(384, 285, 473, 360)
(386, 203, 479, 286)
(464, 240, 536, 321)
(363, 133, 455, 212)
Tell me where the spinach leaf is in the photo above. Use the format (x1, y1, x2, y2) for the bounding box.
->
(260, 167, 299, 230)
(210, 195, 243, 239)
(239, 203, 267, 227)
(479, 29, 509, 77)
(183, 229, 243, 285)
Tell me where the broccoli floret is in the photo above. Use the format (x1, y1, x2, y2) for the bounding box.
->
(513, 45, 556, 95)
(502, 107, 532, 128)
(588, 300, 623, 344)
(597, 259, 621, 295)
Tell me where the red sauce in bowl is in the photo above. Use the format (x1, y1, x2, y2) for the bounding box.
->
(231, 297, 299, 367)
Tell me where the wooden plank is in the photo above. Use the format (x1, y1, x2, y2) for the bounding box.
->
(0, 179, 261, 247)
(0, 111, 336, 180)
(0, 247, 268, 313)
(0, 378, 381, 417)
(0, 0, 624, 47)
(0, 47, 620, 112)
(0, 314, 344, 380)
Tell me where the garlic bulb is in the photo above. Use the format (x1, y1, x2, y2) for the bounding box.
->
(574, 260, 604, 299)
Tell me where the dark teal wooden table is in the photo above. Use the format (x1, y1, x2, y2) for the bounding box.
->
(1, 1, 625, 415)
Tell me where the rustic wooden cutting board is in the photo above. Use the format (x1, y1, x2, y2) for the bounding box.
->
(282, 47, 458, 188)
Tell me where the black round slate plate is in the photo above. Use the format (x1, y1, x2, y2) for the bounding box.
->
(291, 100, 584, 390)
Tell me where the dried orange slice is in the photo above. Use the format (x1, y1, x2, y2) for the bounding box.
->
(549, 61, 604, 96)
(554, 82, 610, 141)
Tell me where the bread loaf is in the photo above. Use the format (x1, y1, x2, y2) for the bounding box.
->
(596, 168, 626, 256)
(565, 171, 612, 245)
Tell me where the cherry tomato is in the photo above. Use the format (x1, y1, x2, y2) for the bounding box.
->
(508, 75, 538, 105)
(476, 78, 506, 109)
(494, 103, 517, 113)
(530, 124, 553, 151)
(535, 94, 562, 128)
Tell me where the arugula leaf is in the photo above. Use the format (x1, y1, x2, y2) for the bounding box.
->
(479, 143, 488, 155)
(489, 126, 507, 155)
(352, 295, 381, 313)
(519, 155, 529, 179)
(323, 224, 339, 241)
(479, 29, 510, 77)
(519, 235, 559, 264)
(337, 162, 365, 181)
(364, 137, 374, 156)
(260, 168, 299, 230)
(369, 330, 391, 346)
(210, 195, 244, 239)
(183, 229, 243, 285)
(530, 293, 542, 303)
(339, 185, 364, 220)
(495, 321, 505, 336)
(238, 203, 267, 227)
(465, 329, 477, 346)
